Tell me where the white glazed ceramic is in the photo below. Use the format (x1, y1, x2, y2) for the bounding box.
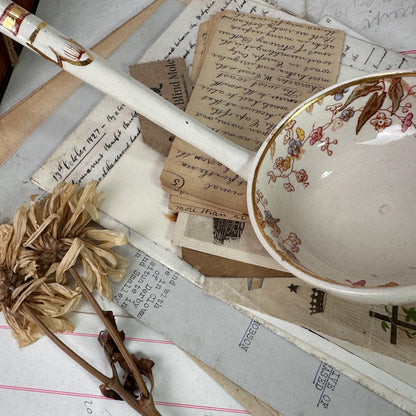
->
(1, 0, 415, 304)
(247, 73, 416, 304)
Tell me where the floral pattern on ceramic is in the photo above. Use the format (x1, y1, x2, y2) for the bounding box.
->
(266, 77, 415, 196)
(255, 189, 302, 264)
(254, 75, 416, 288)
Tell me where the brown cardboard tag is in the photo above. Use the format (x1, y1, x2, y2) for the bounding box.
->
(129, 58, 192, 156)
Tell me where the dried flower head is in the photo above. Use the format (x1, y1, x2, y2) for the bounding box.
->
(0, 181, 129, 346)
(22, 181, 129, 299)
(0, 216, 81, 347)
(0, 181, 161, 415)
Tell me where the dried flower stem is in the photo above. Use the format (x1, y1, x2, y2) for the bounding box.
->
(1, 182, 161, 415)
(69, 268, 150, 397)
(21, 302, 161, 416)
(20, 302, 107, 381)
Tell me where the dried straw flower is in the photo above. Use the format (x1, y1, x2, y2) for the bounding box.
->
(0, 181, 161, 416)
(22, 181, 129, 298)
(0, 214, 81, 347)
(0, 181, 128, 346)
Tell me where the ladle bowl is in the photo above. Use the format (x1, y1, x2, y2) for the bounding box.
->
(1, 0, 415, 304)
(247, 73, 416, 304)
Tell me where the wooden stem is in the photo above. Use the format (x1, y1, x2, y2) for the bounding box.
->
(21, 302, 160, 416)
(69, 268, 150, 398)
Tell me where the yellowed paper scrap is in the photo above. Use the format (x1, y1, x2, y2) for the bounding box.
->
(161, 11, 344, 212)
(202, 276, 416, 366)
(191, 21, 210, 85)
(162, 185, 247, 217)
(168, 194, 249, 222)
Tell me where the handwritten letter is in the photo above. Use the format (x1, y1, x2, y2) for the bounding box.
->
(140, 0, 286, 69)
(32, 98, 141, 192)
(161, 11, 344, 213)
(32, 0, 303, 196)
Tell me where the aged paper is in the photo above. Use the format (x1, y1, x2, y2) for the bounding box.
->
(190, 21, 210, 84)
(139, 0, 287, 68)
(169, 194, 249, 221)
(160, 11, 344, 213)
(183, 246, 292, 277)
(172, 212, 287, 271)
(32, 98, 142, 192)
(202, 276, 416, 366)
(162, 184, 249, 220)
(167, 11, 416, 218)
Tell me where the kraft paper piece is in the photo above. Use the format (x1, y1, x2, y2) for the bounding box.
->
(163, 181, 249, 220)
(160, 10, 345, 214)
(0, 0, 165, 165)
(183, 247, 292, 277)
(129, 58, 193, 156)
(164, 185, 248, 219)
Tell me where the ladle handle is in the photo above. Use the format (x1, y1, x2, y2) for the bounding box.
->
(0, 0, 254, 179)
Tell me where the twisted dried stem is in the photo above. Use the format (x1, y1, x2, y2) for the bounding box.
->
(20, 295, 161, 416)
(0, 182, 161, 415)
(69, 267, 150, 398)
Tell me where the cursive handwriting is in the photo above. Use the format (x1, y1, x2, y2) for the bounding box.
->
(161, 10, 344, 212)
(155, 0, 279, 68)
(50, 105, 140, 186)
(188, 12, 342, 152)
